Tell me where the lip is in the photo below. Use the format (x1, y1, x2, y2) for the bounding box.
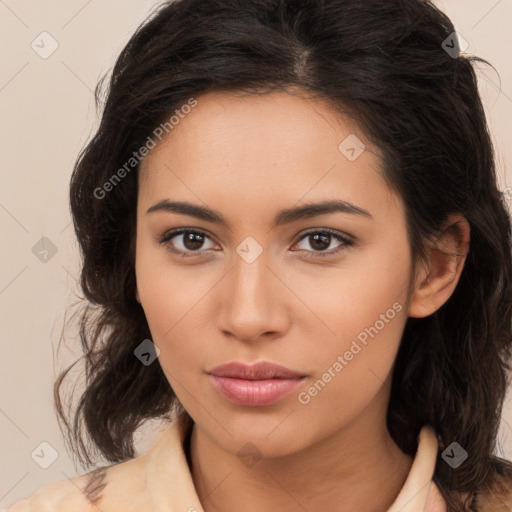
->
(207, 362, 307, 407)
(209, 361, 306, 380)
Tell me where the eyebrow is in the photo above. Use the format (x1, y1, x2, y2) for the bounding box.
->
(146, 199, 373, 227)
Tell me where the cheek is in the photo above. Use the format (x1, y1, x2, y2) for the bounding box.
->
(135, 242, 216, 381)
(286, 233, 411, 338)
(136, 237, 200, 333)
(298, 300, 407, 423)
(292, 242, 410, 405)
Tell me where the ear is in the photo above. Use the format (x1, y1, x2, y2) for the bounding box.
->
(408, 213, 470, 318)
(135, 286, 141, 304)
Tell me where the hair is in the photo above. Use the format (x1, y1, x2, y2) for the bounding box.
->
(55, 0, 512, 510)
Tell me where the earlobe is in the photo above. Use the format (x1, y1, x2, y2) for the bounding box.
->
(135, 287, 141, 304)
(408, 213, 470, 319)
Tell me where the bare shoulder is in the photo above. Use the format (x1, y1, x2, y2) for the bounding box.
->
(5, 455, 148, 512)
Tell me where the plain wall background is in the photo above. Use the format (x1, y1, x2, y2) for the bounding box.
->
(1, 0, 511, 507)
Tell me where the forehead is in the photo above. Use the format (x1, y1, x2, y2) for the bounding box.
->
(140, 88, 368, 169)
(138, 89, 400, 223)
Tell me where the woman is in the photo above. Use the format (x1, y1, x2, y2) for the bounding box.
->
(6, 0, 512, 510)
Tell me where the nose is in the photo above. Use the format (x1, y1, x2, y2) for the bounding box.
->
(216, 253, 290, 344)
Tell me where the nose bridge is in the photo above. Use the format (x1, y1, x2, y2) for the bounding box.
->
(229, 248, 272, 311)
(217, 245, 287, 340)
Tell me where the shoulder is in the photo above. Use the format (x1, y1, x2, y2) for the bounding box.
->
(4, 417, 188, 512)
(4, 472, 98, 511)
(4, 453, 150, 511)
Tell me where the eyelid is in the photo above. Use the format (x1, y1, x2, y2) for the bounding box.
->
(158, 227, 354, 257)
(158, 227, 219, 257)
(292, 228, 354, 257)
(295, 227, 354, 245)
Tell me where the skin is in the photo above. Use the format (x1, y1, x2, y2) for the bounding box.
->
(134, 88, 470, 512)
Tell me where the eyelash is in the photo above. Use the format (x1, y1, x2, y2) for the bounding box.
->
(158, 228, 354, 259)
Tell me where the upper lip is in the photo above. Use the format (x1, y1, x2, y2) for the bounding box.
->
(208, 361, 306, 380)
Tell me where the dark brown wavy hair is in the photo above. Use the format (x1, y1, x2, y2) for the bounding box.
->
(55, 0, 512, 509)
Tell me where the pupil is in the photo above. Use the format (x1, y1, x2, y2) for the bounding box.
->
(311, 233, 330, 250)
(184, 232, 204, 250)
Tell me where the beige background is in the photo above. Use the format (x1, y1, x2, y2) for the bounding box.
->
(1, 0, 511, 507)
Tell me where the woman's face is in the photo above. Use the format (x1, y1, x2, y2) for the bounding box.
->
(135, 89, 415, 457)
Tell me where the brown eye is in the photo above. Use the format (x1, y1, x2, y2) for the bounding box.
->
(182, 231, 206, 251)
(159, 229, 217, 257)
(308, 233, 331, 251)
(293, 229, 354, 257)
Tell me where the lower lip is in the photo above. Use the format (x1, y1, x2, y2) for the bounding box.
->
(209, 375, 306, 406)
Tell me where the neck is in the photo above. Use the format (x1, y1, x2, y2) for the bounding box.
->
(188, 390, 414, 512)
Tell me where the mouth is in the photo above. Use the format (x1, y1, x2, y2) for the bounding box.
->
(207, 361, 307, 406)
